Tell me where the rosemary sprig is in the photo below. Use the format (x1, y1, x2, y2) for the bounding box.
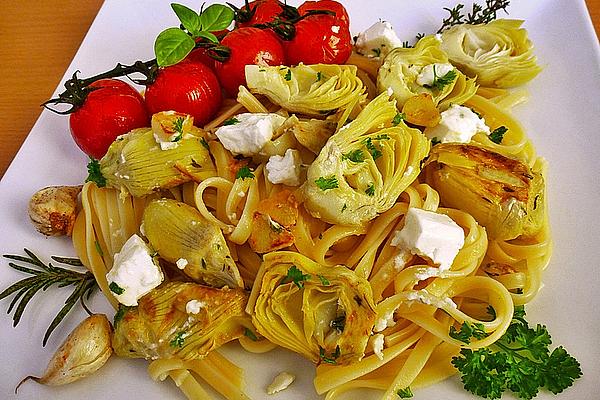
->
(437, 0, 510, 33)
(0, 249, 98, 346)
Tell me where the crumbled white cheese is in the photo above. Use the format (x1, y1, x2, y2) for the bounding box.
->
(414, 266, 442, 281)
(355, 21, 403, 58)
(405, 289, 458, 309)
(391, 208, 465, 271)
(393, 248, 412, 271)
(265, 149, 302, 186)
(416, 63, 455, 87)
(215, 113, 286, 156)
(424, 104, 490, 144)
(176, 258, 188, 270)
(185, 299, 206, 314)
(106, 234, 164, 306)
(267, 372, 295, 395)
(374, 308, 396, 332)
(372, 334, 385, 360)
(403, 165, 414, 178)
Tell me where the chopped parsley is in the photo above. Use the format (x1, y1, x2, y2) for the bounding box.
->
(316, 71, 323, 81)
(489, 126, 508, 144)
(431, 137, 441, 146)
(449, 321, 488, 344)
(173, 117, 185, 136)
(280, 265, 311, 289)
(363, 137, 382, 160)
(342, 149, 366, 163)
(365, 183, 375, 197)
(429, 66, 457, 91)
(236, 166, 255, 180)
(86, 158, 106, 187)
(284, 68, 292, 81)
(320, 345, 341, 364)
(244, 327, 258, 341)
(200, 137, 209, 150)
(113, 305, 131, 326)
(392, 112, 405, 126)
(397, 387, 414, 398)
(223, 117, 239, 126)
(109, 281, 125, 295)
(170, 331, 186, 348)
(317, 274, 330, 286)
(315, 175, 339, 191)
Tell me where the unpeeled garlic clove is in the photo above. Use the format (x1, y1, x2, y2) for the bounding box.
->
(28, 185, 82, 236)
(17, 314, 112, 389)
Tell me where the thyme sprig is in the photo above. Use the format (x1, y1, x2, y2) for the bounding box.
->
(0, 249, 98, 346)
(437, 0, 510, 33)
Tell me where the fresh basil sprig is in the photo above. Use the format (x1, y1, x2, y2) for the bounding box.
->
(155, 3, 234, 67)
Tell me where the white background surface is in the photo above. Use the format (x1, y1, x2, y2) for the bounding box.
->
(1, 1, 599, 399)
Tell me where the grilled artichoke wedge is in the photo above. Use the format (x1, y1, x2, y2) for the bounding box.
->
(303, 92, 430, 226)
(112, 282, 248, 361)
(100, 127, 215, 197)
(423, 144, 545, 240)
(143, 199, 243, 288)
(250, 252, 377, 365)
(245, 64, 366, 117)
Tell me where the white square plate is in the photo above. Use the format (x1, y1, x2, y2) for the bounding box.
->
(1, 1, 599, 399)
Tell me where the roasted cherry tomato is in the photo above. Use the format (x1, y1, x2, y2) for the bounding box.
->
(235, 0, 285, 27)
(297, 0, 349, 28)
(69, 79, 148, 159)
(215, 27, 286, 96)
(144, 60, 222, 126)
(283, 14, 352, 65)
(185, 31, 230, 70)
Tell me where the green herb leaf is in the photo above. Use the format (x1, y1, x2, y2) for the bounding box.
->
(438, 0, 510, 33)
(198, 4, 235, 31)
(365, 183, 375, 197)
(316, 71, 323, 81)
(320, 345, 341, 364)
(431, 68, 457, 91)
(449, 321, 488, 344)
(171, 3, 201, 34)
(317, 274, 330, 286)
(489, 126, 508, 144)
(315, 176, 339, 191)
(200, 137, 210, 150)
(280, 265, 310, 289)
(244, 327, 258, 341)
(155, 27, 196, 67)
(363, 138, 382, 160)
(86, 158, 106, 187)
(397, 387, 414, 398)
(392, 112, 405, 126)
(170, 331, 186, 348)
(236, 166, 255, 180)
(109, 281, 125, 295)
(195, 30, 219, 44)
(342, 149, 366, 163)
(284, 68, 292, 81)
(431, 137, 441, 146)
(113, 305, 131, 327)
(223, 117, 240, 126)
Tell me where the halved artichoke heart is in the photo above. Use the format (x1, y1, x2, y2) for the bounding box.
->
(423, 143, 545, 240)
(113, 282, 248, 361)
(303, 92, 430, 226)
(378, 35, 477, 110)
(100, 128, 215, 197)
(251, 251, 376, 365)
(143, 199, 243, 288)
(441, 19, 542, 88)
(245, 64, 366, 116)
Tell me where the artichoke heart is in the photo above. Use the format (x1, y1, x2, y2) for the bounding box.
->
(113, 282, 248, 361)
(441, 19, 542, 88)
(250, 251, 377, 365)
(143, 199, 243, 288)
(245, 64, 366, 116)
(303, 92, 430, 226)
(100, 127, 216, 197)
(423, 143, 545, 240)
(377, 35, 477, 110)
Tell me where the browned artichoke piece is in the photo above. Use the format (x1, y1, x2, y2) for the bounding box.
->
(143, 199, 243, 288)
(251, 251, 377, 366)
(423, 143, 545, 240)
(112, 282, 248, 361)
(248, 189, 299, 254)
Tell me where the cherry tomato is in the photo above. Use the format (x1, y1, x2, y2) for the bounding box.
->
(298, 0, 349, 28)
(236, 0, 285, 27)
(215, 27, 286, 96)
(185, 30, 231, 70)
(144, 60, 222, 126)
(69, 79, 148, 159)
(283, 14, 352, 65)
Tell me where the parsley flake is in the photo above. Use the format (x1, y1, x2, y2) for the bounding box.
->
(244, 327, 258, 341)
(236, 166, 255, 180)
(317, 274, 330, 286)
(109, 281, 125, 295)
(392, 112, 405, 126)
(170, 331, 186, 348)
(280, 265, 310, 289)
(319, 345, 341, 364)
(449, 321, 488, 344)
(86, 158, 106, 187)
(489, 126, 508, 144)
(397, 387, 414, 398)
(363, 138, 382, 160)
(284, 68, 292, 81)
(200, 137, 209, 150)
(365, 183, 375, 196)
(223, 117, 239, 126)
(430, 67, 457, 91)
(315, 176, 339, 191)
(342, 149, 366, 163)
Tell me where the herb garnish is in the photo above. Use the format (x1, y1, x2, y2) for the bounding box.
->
(489, 126, 508, 144)
(428, 66, 457, 91)
(284, 68, 292, 81)
(317, 274, 330, 286)
(438, 0, 510, 33)
(170, 331, 186, 348)
(280, 265, 310, 289)
(397, 387, 414, 398)
(0, 250, 97, 346)
(342, 149, 366, 163)
(449, 321, 488, 344)
(86, 158, 106, 187)
(392, 112, 405, 126)
(109, 281, 125, 295)
(363, 138, 382, 160)
(244, 327, 258, 341)
(236, 166, 255, 180)
(365, 183, 375, 197)
(315, 176, 339, 191)
(223, 117, 240, 126)
(319, 345, 341, 364)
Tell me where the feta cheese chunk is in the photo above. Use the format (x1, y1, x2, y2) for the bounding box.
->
(215, 113, 286, 156)
(176, 258, 188, 270)
(372, 333, 385, 360)
(185, 299, 206, 315)
(106, 234, 164, 306)
(265, 149, 302, 186)
(151, 111, 194, 151)
(416, 63, 455, 87)
(355, 21, 403, 58)
(424, 104, 490, 144)
(267, 371, 295, 395)
(391, 208, 464, 271)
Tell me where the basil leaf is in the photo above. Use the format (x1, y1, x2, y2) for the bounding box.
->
(195, 30, 219, 44)
(171, 3, 201, 35)
(199, 4, 234, 31)
(155, 27, 195, 67)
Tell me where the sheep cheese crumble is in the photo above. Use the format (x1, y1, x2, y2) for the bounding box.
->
(416, 63, 455, 87)
(391, 208, 464, 271)
(355, 21, 403, 58)
(106, 234, 164, 306)
(215, 113, 286, 156)
(424, 104, 490, 143)
(185, 299, 206, 315)
(265, 148, 302, 186)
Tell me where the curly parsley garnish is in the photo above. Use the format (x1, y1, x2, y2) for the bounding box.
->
(397, 387, 414, 398)
(86, 158, 106, 187)
(170, 331, 186, 348)
(280, 265, 311, 289)
(315, 176, 339, 191)
(223, 117, 240, 126)
(365, 183, 375, 197)
(342, 149, 366, 163)
(236, 166, 255, 180)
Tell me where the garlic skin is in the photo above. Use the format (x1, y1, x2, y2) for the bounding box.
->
(28, 185, 82, 236)
(19, 314, 112, 387)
